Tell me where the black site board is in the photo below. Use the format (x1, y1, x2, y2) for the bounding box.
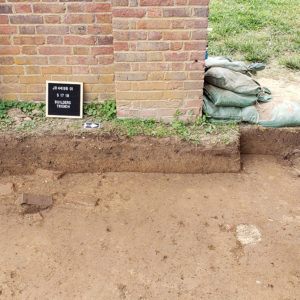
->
(46, 81, 83, 118)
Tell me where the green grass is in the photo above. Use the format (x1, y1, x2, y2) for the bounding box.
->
(208, 0, 300, 67)
(0, 100, 239, 145)
(279, 55, 300, 70)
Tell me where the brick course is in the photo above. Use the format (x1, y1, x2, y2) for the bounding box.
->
(0, 0, 209, 120)
(0, 0, 114, 102)
(112, 0, 209, 120)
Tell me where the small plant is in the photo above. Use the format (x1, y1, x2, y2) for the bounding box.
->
(83, 100, 116, 121)
(0, 100, 45, 119)
(279, 55, 300, 70)
(173, 109, 183, 118)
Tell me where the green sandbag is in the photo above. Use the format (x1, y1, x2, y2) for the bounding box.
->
(258, 100, 300, 128)
(205, 57, 265, 74)
(205, 67, 263, 95)
(247, 63, 266, 75)
(203, 96, 259, 124)
(204, 83, 258, 108)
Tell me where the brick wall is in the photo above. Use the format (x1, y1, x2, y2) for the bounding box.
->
(0, 0, 209, 120)
(0, 0, 114, 102)
(112, 0, 209, 121)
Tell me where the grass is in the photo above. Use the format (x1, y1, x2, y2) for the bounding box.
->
(279, 55, 300, 70)
(0, 100, 239, 145)
(208, 0, 300, 68)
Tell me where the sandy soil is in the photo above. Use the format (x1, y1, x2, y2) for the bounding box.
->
(0, 155, 299, 300)
(254, 70, 300, 122)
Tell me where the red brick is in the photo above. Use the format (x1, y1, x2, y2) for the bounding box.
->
(148, 31, 162, 40)
(0, 36, 10, 45)
(163, 8, 189, 17)
(0, 46, 20, 55)
(66, 56, 98, 65)
(19, 26, 35, 34)
(170, 42, 183, 51)
(39, 46, 71, 55)
(36, 26, 69, 35)
(42, 66, 72, 75)
(114, 42, 129, 51)
(67, 3, 84, 13)
(47, 36, 63, 44)
(193, 7, 209, 17)
(14, 36, 45, 45)
(72, 66, 89, 74)
(0, 4, 12, 14)
(21, 46, 37, 55)
(14, 56, 48, 65)
(10, 15, 43, 24)
(112, 0, 128, 6)
(44, 15, 61, 24)
(0, 26, 17, 34)
(148, 8, 161, 17)
(98, 56, 114, 65)
(91, 47, 114, 55)
(14, 4, 31, 13)
(140, 0, 173, 5)
(114, 31, 147, 41)
(33, 4, 66, 13)
(184, 41, 206, 50)
(64, 14, 94, 24)
(165, 52, 188, 61)
(96, 36, 113, 45)
(87, 25, 112, 35)
(0, 15, 8, 24)
(137, 20, 170, 29)
(86, 3, 111, 12)
(112, 8, 146, 18)
(0, 57, 14, 65)
(64, 36, 96, 45)
(163, 31, 190, 40)
(73, 47, 89, 55)
(96, 14, 112, 24)
(189, 0, 209, 4)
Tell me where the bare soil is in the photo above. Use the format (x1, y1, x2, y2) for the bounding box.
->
(0, 155, 299, 299)
(0, 133, 240, 175)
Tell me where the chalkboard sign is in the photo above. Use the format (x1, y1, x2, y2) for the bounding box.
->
(46, 81, 83, 118)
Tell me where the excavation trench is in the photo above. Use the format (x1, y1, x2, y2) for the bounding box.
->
(0, 126, 299, 175)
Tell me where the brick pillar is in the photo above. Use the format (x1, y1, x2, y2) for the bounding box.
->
(112, 0, 209, 121)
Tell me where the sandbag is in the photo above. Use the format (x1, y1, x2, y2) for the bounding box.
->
(204, 83, 258, 108)
(247, 63, 266, 75)
(203, 96, 259, 124)
(205, 57, 265, 74)
(258, 100, 300, 127)
(205, 67, 264, 95)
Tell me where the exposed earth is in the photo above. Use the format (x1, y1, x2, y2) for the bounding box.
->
(0, 155, 299, 300)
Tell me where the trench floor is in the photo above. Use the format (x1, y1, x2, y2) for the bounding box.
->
(0, 155, 299, 299)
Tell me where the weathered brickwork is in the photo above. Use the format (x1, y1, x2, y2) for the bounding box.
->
(0, 0, 114, 102)
(0, 0, 209, 120)
(112, 0, 209, 120)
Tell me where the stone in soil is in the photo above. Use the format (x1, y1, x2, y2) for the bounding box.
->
(236, 224, 262, 245)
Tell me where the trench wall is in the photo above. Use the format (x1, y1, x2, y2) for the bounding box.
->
(0, 0, 209, 121)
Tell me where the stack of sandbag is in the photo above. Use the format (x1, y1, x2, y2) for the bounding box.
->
(257, 100, 300, 127)
(203, 57, 272, 124)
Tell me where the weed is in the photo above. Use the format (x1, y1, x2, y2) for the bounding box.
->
(83, 100, 116, 121)
(0, 99, 238, 145)
(0, 100, 45, 119)
(279, 55, 300, 70)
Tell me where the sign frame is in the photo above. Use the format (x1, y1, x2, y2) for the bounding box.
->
(46, 80, 83, 119)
